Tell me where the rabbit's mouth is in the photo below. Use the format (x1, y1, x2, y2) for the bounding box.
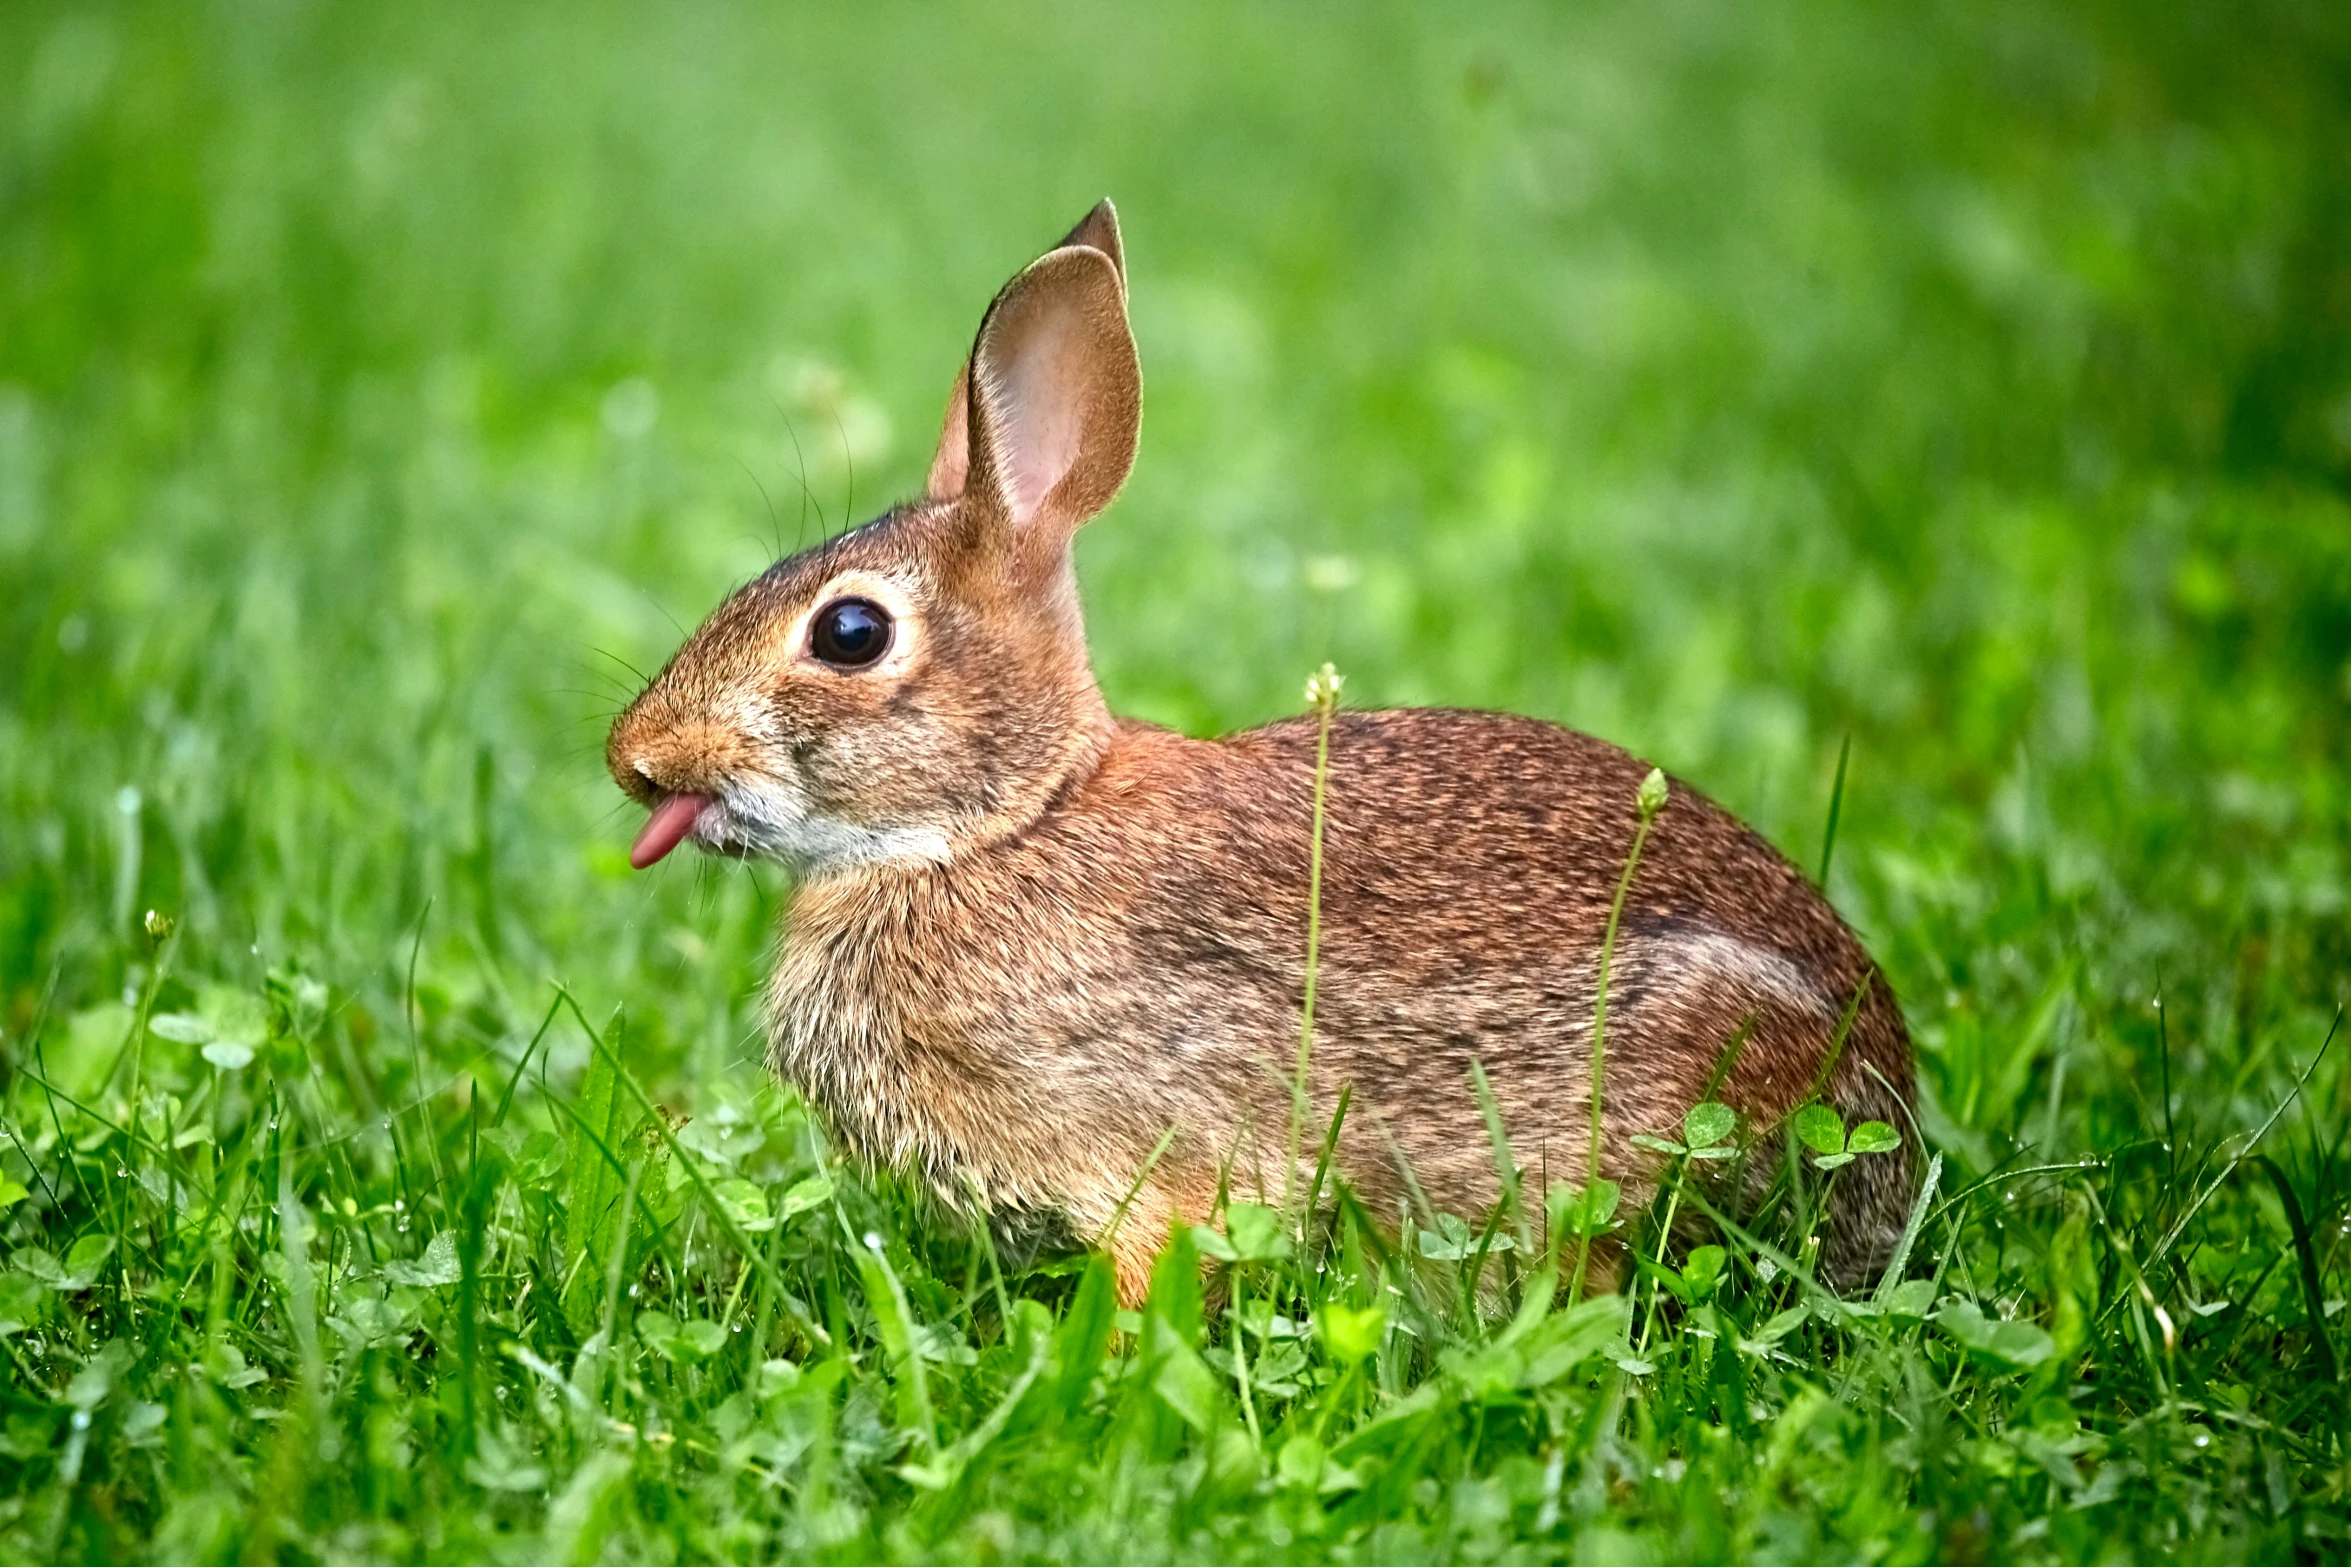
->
(630, 778, 952, 877)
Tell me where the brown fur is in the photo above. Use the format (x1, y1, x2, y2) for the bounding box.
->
(607, 201, 1916, 1307)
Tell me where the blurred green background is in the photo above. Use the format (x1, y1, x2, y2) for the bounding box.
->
(4, 0, 2349, 1247)
(6, 1, 2351, 1557)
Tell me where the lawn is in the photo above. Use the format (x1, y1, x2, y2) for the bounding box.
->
(3, 0, 2349, 1560)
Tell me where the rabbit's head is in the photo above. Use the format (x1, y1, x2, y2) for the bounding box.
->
(607, 203, 1140, 874)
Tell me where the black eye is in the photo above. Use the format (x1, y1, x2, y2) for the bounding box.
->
(810, 597, 893, 668)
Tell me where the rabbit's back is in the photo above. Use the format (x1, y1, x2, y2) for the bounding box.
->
(770, 706, 1912, 1284)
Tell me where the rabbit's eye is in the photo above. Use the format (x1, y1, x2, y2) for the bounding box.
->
(810, 598, 893, 669)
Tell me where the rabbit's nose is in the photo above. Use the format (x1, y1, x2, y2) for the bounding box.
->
(609, 708, 742, 801)
(629, 754, 701, 799)
(615, 747, 689, 802)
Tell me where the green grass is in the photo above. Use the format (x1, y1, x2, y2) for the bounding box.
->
(4, 0, 2351, 1560)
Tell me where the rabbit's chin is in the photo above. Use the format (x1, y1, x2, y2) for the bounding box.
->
(705, 782, 954, 877)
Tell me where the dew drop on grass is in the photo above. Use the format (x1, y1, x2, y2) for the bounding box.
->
(71, 1411, 90, 1431)
(628, 1283, 639, 1297)
(864, 1231, 883, 1251)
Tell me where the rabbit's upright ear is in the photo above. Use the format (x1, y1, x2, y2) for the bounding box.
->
(1055, 198, 1126, 296)
(924, 203, 1139, 546)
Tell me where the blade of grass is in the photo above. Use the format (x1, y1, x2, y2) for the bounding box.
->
(1816, 734, 1851, 888)
(1288, 663, 1343, 1221)
(1574, 767, 1668, 1296)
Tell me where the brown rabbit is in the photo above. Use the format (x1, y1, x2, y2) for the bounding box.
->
(607, 201, 1915, 1306)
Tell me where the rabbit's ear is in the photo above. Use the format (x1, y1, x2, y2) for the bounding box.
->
(925, 363, 972, 501)
(952, 235, 1139, 541)
(924, 199, 1132, 514)
(1057, 198, 1126, 296)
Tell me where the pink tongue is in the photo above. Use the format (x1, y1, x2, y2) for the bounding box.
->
(630, 793, 711, 869)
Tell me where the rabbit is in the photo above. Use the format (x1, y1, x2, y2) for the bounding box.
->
(607, 200, 1916, 1307)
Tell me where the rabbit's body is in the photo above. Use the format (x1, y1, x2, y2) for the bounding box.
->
(609, 201, 1916, 1306)
(769, 700, 1911, 1301)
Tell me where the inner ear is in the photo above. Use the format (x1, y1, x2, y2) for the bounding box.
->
(965, 246, 1140, 535)
(978, 293, 1091, 521)
(925, 364, 971, 501)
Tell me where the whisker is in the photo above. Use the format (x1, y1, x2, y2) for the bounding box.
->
(833, 404, 855, 530)
(738, 454, 786, 562)
(770, 397, 825, 541)
(590, 646, 654, 686)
